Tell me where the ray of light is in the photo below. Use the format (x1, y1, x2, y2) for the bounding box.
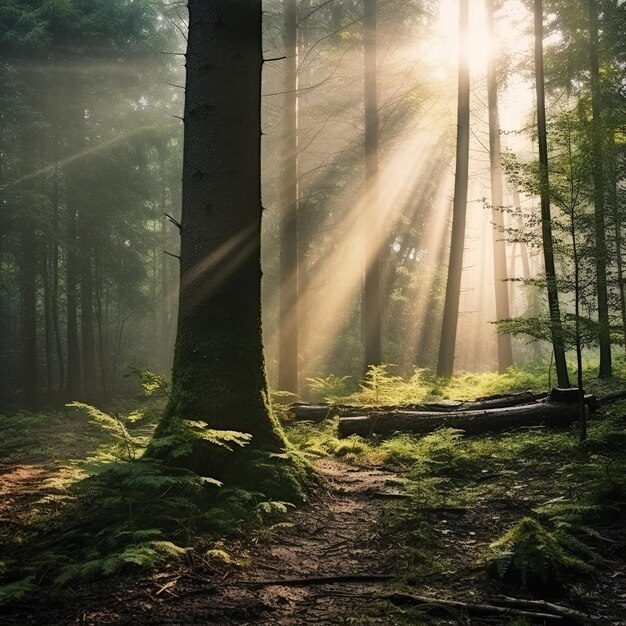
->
(6, 125, 155, 188)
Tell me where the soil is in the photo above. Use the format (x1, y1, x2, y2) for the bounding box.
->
(2, 457, 625, 625)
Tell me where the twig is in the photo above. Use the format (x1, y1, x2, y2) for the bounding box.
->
(491, 595, 602, 624)
(379, 592, 567, 622)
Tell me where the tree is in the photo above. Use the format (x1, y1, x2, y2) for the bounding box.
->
(587, 0, 612, 377)
(362, 0, 383, 371)
(155, 0, 286, 470)
(437, 0, 470, 378)
(278, 0, 300, 396)
(486, 0, 514, 373)
(534, 0, 570, 388)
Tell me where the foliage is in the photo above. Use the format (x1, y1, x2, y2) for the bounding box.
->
(487, 517, 595, 587)
(0, 401, 313, 606)
(54, 541, 187, 586)
(306, 374, 353, 403)
(287, 419, 375, 461)
(67, 401, 147, 461)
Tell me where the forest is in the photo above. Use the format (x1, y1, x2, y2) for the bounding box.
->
(0, 0, 625, 624)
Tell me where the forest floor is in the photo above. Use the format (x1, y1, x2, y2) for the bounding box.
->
(1, 394, 625, 625)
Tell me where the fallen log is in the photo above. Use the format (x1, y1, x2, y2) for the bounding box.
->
(598, 389, 626, 405)
(338, 396, 597, 438)
(290, 391, 548, 422)
(287, 404, 360, 422)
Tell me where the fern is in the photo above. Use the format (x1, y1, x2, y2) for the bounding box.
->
(54, 541, 187, 585)
(0, 576, 37, 606)
(488, 517, 595, 587)
(127, 367, 171, 398)
(67, 402, 144, 461)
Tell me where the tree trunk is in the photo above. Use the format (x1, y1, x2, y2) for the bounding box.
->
(437, 0, 470, 378)
(51, 139, 64, 404)
(42, 249, 54, 403)
(338, 397, 596, 437)
(362, 0, 382, 371)
(486, 0, 513, 372)
(297, 0, 312, 399)
(79, 212, 97, 398)
(609, 133, 626, 353)
(534, 0, 570, 387)
(278, 0, 300, 396)
(155, 0, 286, 469)
(65, 199, 82, 400)
(588, 0, 612, 378)
(20, 227, 39, 408)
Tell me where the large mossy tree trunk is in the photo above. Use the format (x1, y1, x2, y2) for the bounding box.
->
(156, 0, 286, 469)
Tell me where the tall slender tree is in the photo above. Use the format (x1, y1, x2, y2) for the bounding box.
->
(362, 0, 383, 371)
(534, 0, 570, 387)
(437, 0, 470, 378)
(278, 0, 300, 396)
(154, 0, 286, 471)
(587, 0, 612, 378)
(486, 0, 514, 373)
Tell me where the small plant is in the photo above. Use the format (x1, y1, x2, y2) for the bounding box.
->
(306, 374, 353, 403)
(67, 402, 147, 461)
(487, 517, 595, 589)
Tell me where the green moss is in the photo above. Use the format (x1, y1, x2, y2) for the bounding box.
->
(488, 517, 595, 588)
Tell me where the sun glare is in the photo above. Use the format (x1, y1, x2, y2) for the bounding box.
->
(428, 0, 494, 73)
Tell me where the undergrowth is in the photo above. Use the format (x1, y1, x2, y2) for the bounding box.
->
(306, 359, 626, 405)
(0, 382, 313, 606)
(286, 384, 626, 596)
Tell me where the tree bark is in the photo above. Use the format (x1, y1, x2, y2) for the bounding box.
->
(362, 0, 383, 371)
(278, 0, 300, 396)
(588, 0, 612, 378)
(437, 0, 470, 378)
(534, 0, 570, 388)
(155, 0, 286, 468)
(486, 0, 513, 372)
(338, 397, 596, 438)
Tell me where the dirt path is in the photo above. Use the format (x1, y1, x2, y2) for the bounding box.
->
(76, 459, 405, 625)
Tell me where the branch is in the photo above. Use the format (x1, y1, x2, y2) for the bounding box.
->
(165, 213, 181, 230)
